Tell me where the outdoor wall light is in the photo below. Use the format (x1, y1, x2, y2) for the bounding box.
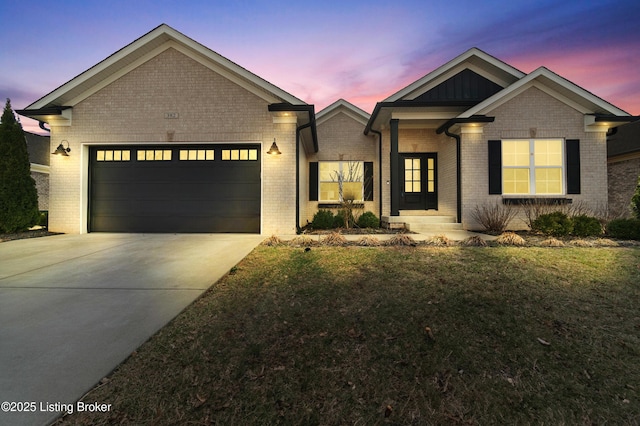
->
(52, 140, 71, 156)
(267, 138, 281, 155)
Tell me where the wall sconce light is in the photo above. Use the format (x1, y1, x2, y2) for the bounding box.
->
(52, 140, 71, 156)
(267, 138, 281, 155)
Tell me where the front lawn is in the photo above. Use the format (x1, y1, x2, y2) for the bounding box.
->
(59, 246, 640, 425)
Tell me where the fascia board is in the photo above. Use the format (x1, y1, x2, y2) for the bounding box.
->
(316, 99, 370, 124)
(28, 24, 304, 109)
(460, 67, 630, 118)
(316, 106, 370, 127)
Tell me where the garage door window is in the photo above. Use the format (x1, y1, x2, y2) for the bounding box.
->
(96, 150, 130, 161)
(180, 149, 214, 161)
(137, 149, 172, 161)
(221, 149, 258, 161)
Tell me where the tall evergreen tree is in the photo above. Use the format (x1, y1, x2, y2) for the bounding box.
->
(0, 98, 39, 232)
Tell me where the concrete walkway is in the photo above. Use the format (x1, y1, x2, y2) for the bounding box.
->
(0, 233, 262, 426)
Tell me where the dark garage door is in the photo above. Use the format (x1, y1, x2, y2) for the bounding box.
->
(89, 144, 261, 233)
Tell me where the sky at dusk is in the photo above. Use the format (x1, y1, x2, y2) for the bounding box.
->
(1, 0, 639, 134)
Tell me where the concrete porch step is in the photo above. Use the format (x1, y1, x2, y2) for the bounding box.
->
(382, 215, 462, 233)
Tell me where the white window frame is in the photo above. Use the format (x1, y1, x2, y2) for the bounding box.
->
(319, 161, 365, 203)
(502, 139, 565, 195)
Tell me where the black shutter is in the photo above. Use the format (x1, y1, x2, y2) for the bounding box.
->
(364, 162, 374, 201)
(309, 162, 319, 201)
(488, 140, 502, 194)
(566, 139, 581, 194)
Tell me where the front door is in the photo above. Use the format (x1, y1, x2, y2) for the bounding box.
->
(399, 153, 437, 210)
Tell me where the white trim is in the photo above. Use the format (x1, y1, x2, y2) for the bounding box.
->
(501, 138, 566, 196)
(316, 99, 370, 125)
(30, 163, 50, 174)
(460, 67, 630, 118)
(28, 24, 306, 111)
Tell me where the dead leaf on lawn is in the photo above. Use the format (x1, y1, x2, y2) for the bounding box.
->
(425, 326, 435, 340)
(384, 404, 393, 418)
(537, 337, 551, 346)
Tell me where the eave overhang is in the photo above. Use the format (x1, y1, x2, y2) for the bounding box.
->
(268, 103, 318, 154)
(16, 106, 72, 127)
(364, 101, 479, 134)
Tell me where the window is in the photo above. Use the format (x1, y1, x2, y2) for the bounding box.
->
(179, 149, 214, 161)
(137, 149, 172, 161)
(319, 161, 364, 202)
(502, 139, 563, 195)
(221, 149, 258, 161)
(96, 150, 130, 161)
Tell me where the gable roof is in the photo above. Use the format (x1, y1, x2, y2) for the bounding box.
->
(316, 99, 370, 126)
(460, 66, 630, 118)
(365, 47, 632, 134)
(385, 48, 525, 102)
(18, 24, 307, 123)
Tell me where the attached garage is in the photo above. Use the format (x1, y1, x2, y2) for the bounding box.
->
(89, 144, 261, 233)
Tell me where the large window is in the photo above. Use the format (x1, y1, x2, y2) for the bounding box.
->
(502, 139, 564, 195)
(319, 161, 364, 202)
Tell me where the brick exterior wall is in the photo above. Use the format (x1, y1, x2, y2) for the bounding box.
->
(305, 111, 378, 225)
(48, 47, 297, 234)
(462, 86, 608, 230)
(608, 155, 640, 217)
(31, 171, 49, 210)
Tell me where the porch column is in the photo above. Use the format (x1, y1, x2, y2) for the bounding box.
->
(390, 119, 399, 216)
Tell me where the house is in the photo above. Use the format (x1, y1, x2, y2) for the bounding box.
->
(24, 131, 50, 211)
(364, 48, 636, 230)
(607, 119, 640, 217)
(17, 25, 636, 235)
(18, 24, 316, 235)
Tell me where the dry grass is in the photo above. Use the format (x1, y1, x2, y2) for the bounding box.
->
(287, 235, 317, 247)
(384, 233, 417, 246)
(462, 235, 488, 247)
(570, 239, 595, 247)
(58, 246, 640, 426)
(425, 234, 453, 247)
(320, 232, 347, 246)
(495, 232, 527, 246)
(261, 235, 283, 246)
(540, 237, 565, 247)
(356, 236, 381, 247)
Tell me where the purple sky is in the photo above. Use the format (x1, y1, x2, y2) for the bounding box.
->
(1, 0, 639, 134)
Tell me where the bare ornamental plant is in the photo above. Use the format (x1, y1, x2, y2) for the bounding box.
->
(470, 202, 518, 234)
(331, 161, 365, 228)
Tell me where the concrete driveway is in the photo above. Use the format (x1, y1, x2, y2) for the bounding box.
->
(0, 233, 263, 426)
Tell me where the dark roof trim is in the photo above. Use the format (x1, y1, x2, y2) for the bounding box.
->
(593, 114, 640, 123)
(435, 116, 495, 134)
(16, 106, 71, 117)
(364, 100, 480, 135)
(268, 103, 318, 153)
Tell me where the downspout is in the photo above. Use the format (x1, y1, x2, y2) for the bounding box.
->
(437, 116, 495, 224)
(369, 129, 383, 222)
(443, 126, 463, 224)
(296, 119, 315, 232)
(39, 121, 50, 132)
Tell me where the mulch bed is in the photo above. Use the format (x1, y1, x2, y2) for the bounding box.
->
(0, 229, 62, 242)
